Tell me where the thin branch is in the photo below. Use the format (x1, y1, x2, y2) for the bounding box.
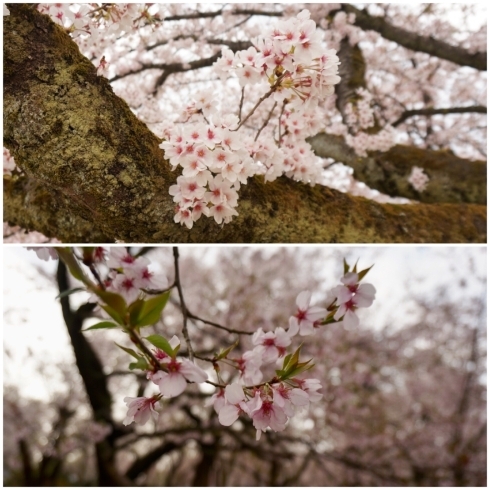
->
(173, 247, 194, 361)
(392, 105, 487, 126)
(235, 87, 276, 131)
(255, 101, 277, 141)
(186, 311, 253, 335)
(238, 86, 245, 123)
(277, 100, 287, 146)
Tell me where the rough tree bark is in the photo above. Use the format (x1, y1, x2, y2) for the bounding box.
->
(3, 5, 486, 243)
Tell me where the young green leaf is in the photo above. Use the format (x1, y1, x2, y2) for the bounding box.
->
(357, 265, 373, 282)
(146, 334, 175, 358)
(56, 287, 86, 300)
(129, 357, 149, 371)
(100, 303, 125, 326)
(115, 342, 140, 360)
(83, 321, 118, 331)
(95, 289, 127, 318)
(134, 291, 171, 327)
(216, 339, 239, 360)
(128, 298, 145, 326)
(343, 258, 350, 275)
(56, 248, 91, 284)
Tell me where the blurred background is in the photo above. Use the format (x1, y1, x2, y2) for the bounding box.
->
(3, 246, 487, 486)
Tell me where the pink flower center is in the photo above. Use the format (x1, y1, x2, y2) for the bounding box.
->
(122, 278, 135, 290)
(263, 338, 276, 347)
(167, 359, 181, 373)
(296, 309, 307, 321)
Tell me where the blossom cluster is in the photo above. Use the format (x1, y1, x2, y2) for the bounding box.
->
(214, 9, 341, 110)
(103, 248, 168, 303)
(160, 9, 341, 228)
(28, 248, 376, 442)
(408, 165, 430, 192)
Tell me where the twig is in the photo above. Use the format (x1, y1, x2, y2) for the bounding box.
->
(186, 311, 253, 335)
(173, 247, 194, 361)
(238, 86, 245, 122)
(277, 100, 287, 147)
(255, 101, 277, 141)
(235, 87, 275, 131)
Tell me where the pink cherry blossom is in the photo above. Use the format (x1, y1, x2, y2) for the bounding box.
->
(252, 327, 291, 363)
(151, 358, 208, 398)
(26, 247, 58, 261)
(288, 290, 327, 336)
(333, 273, 376, 328)
(123, 396, 159, 426)
(294, 377, 323, 403)
(272, 383, 310, 416)
(218, 383, 247, 426)
(106, 248, 149, 271)
(109, 271, 142, 304)
(236, 350, 263, 385)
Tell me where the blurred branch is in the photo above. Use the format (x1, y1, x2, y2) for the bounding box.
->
(337, 4, 486, 71)
(125, 441, 181, 480)
(392, 105, 487, 127)
(307, 133, 487, 205)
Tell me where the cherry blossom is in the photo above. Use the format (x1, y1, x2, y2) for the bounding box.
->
(217, 383, 248, 426)
(151, 358, 208, 398)
(252, 327, 291, 363)
(123, 396, 159, 426)
(333, 272, 376, 328)
(288, 290, 327, 336)
(236, 350, 263, 385)
(408, 166, 430, 192)
(26, 247, 58, 261)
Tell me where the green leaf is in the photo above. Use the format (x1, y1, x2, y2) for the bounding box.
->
(343, 258, 350, 275)
(285, 361, 315, 378)
(353, 259, 359, 274)
(129, 357, 149, 371)
(216, 339, 239, 360)
(287, 344, 303, 370)
(134, 291, 170, 327)
(83, 321, 118, 331)
(357, 265, 373, 281)
(281, 353, 292, 370)
(56, 287, 86, 300)
(115, 342, 140, 360)
(100, 304, 125, 325)
(57, 248, 90, 284)
(95, 289, 127, 319)
(145, 334, 175, 358)
(128, 298, 145, 326)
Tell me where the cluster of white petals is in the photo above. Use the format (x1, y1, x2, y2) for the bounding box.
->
(105, 248, 168, 303)
(213, 380, 321, 440)
(332, 272, 376, 328)
(160, 9, 341, 228)
(408, 166, 430, 192)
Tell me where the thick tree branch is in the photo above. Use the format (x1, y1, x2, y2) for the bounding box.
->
(4, 5, 486, 243)
(308, 133, 486, 205)
(392, 105, 487, 127)
(4, 174, 111, 242)
(338, 4, 486, 71)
